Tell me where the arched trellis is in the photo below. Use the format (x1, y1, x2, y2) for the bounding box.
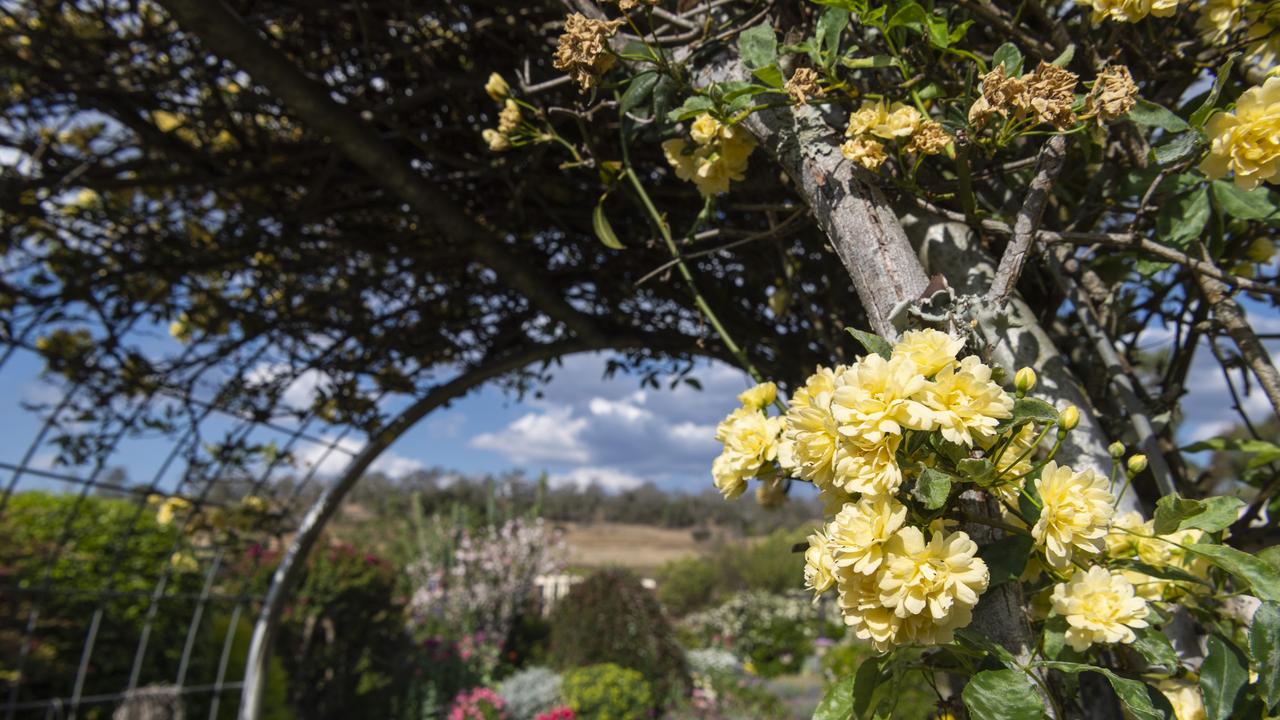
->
(0, 318, 715, 719)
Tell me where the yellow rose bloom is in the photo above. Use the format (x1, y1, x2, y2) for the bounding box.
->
(662, 138, 698, 181)
(826, 495, 908, 575)
(831, 355, 935, 444)
(1075, 0, 1181, 23)
(690, 113, 722, 145)
(878, 103, 923, 139)
(786, 388, 842, 489)
(169, 552, 199, 573)
(482, 128, 510, 152)
(1201, 78, 1280, 189)
(878, 526, 989, 619)
(1136, 525, 1211, 580)
(1197, 0, 1243, 43)
(738, 381, 777, 410)
(1104, 510, 1146, 557)
(1050, 565, 1149, 651)
(711, 451, 749, 499)
(923, 356, 1014, 447)
(840, 137, 887, 170)
(846, 100, 889, 137)
(804, 530, 838, 598)
(155, 497, 192, 526)
(892, 329, 964, 377)
(832, 434, 904, 496)
(711, 407, 784, 500)
(1032, 461, 1116, 569)
(838, 570, 904, 651)
(1157, 679, 1207, 720)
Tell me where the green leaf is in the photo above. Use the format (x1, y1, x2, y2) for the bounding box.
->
(1036, 662, 1166, 720)
(1201, 634, 1249, 720)
(752, 64, 784, 89)
(924, 14, 951, 48)
(1111, 558, 1209, 587)
(1128, 99, 1191, 133)
(1157, 185, 1210, 247)
(1042, 613, 1068, 659)
(914, 467, 953, 510)
(1190, 54, 1238, 128)
(738, 24, 777, 70)
(813, 674, 854, 720)
(955, 627, 1015, 665)
(1152, 132, 1203, 167)
(621, 72, 659, 113)
(1252, 602, 1280, 710)
(815, 8, 850, 64)
(1186, 541, 1280, 602)
(851, 654, 882, 719)
(1153, 494, 1244, 534)
(886, 3, 928, 32)
(841, 54, 895, 69)
(962, 669, 1043, 720)
(980, 533, 1033, 588)
(845, 328, 892, 359)
(667, 95, 714, 123)
(992, 42, 1022, 75)
(1051, 44, 1075, 67)
(1131, 627, 1179, 672)
(1211, 181, 1280, 221)
(651, 76, 676, 124)
(1011, 397, 1058, 425)
(592, 197, 624, 250)
(958, 457, 995, 486)
(1183, 437, 1280, 454)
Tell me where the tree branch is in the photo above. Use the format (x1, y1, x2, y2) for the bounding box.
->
(988, 134, 1067, 302)
(156, 0, 610, 345)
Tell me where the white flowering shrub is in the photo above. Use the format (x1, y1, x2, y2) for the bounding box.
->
(405, 515, 566, 663)
(709, 329, 1280, 718)
(497, 666, 563, 720)
(684, 591, 825, 678)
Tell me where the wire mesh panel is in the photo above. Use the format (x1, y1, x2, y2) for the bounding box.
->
(0, 332, 359, 720)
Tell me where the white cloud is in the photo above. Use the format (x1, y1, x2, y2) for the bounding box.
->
(549, 466, 645, 491)
(470, 405, 590, 464)
(292, 434, 425, 478)
(245, 362, 330, 412)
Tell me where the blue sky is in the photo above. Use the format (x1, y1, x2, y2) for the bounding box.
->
(1, 296, 1277, 497)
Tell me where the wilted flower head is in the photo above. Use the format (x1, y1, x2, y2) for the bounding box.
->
(786, 67, 823, 105)
(970, 62, 1080, 128)
(739, 381, 777, 410)
(552, 13, 623, 92)
(1085, 65, 1138, 121)
(904, 118, 951, 155)
(840, 136, 887, 170)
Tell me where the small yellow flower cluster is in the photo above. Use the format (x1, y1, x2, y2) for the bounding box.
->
(1050, 565, 1150, 651)
(149, 494, 192, 526)
(1198, 0, 1280, 69)
(840, 100, 951, 170)
(480, 73, 523, 152)
(1032, 460, 1115, 569)
(1201, 77, 1280, 189)
(806, 502, 989, 651)
(786, 330, 1010, 499)
(1074, 0, 1181, 23)
(711, 381, 785, 500)
(1157, 679, 1207, 720)
(662, 113, 758, 197)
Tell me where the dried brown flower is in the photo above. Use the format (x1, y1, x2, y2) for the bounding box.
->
(968, 62, 1080, 129)
(786, 67, 823, 105)
(553, 13, 624, 92)
(904, 119, 951, 155)
(1018, 62, 1079, 129)
(1085, 65, 1138, 122)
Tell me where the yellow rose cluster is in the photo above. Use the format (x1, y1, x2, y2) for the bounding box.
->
(1201, 77, 1280, 190)
(840, 100, 951, 170)
(1074, 0, 1180, 24)
(662, 113, 757, 197)
(711, 381, 785, 500)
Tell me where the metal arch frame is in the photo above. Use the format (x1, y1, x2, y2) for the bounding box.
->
(0, 334, 355, 719)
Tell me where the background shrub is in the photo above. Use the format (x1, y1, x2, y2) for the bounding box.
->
(682, 591, 815, 678)
(561, 664, 652, 720)
(655, 556, 719, 617)
(497, 666, 562, 720)
(548, 568, 688, 705)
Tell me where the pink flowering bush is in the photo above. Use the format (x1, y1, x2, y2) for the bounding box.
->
(448, 687, 507, 720)
(533, 707, 575, 720)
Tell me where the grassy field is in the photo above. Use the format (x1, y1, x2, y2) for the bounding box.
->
(557, 522, 741, 574)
